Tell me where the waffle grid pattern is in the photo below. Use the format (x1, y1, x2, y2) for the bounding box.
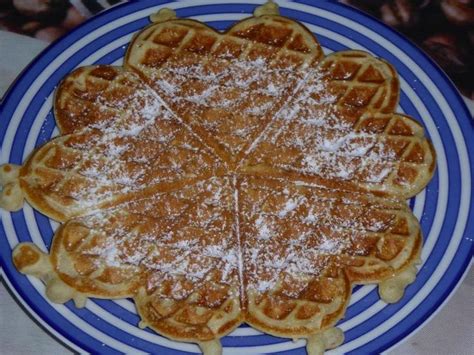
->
(2, 6, 435, 354)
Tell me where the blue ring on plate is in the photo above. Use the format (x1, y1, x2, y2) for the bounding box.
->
(0, 1, 464, 354)
(16, 12, 436, 351)
(0, 3, 473, 351)
(0, 5, 456, 355)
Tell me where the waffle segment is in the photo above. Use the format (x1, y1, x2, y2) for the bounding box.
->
(241, 52, 435, 198)
(125, 13, 323, 165)
(238, 176, 421, 337)
(133, 177, 242, 341)
(41, 177, 242, 340)
(18, 69, 225, 221)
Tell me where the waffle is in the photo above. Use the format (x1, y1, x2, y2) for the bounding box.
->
(3, 1, 435, 354)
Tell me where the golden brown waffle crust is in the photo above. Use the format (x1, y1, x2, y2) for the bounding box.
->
(123, 15, 324, 70)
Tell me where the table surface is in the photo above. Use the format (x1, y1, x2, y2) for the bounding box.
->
(0, 30, 473, 355)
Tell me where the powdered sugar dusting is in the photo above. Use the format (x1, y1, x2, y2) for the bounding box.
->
(147, 57, 307, 155)
(46, 41, 421, 309)
(241, 179, 396, 294)
(53, 71, 224, 211)
(244, 64, 403, 186)
(77, 177, 240, 292)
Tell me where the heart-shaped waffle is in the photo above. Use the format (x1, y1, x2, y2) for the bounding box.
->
(2, 2, 435, 354)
